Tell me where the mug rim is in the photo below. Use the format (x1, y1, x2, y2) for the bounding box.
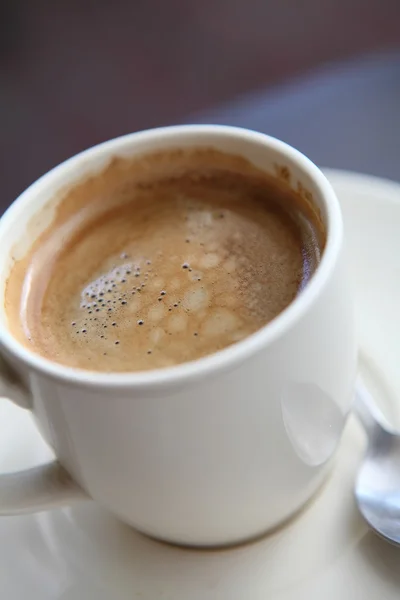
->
(0, 125, 342, 390)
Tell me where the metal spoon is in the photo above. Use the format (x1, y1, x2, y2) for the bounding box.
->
(353, 379, 400, 546)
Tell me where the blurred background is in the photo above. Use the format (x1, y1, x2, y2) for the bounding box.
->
(1, 0, 400, 210)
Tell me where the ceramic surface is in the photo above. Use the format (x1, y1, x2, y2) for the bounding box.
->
(0, 169, 399, 598)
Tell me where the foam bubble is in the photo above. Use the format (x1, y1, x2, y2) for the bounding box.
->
(230, 329, 250, 343)
(188, 270, 203, 282)
(200, 253, 220, 269)
(148, 304, 165, 322)
(168, 313, 189, 333)
(149, 327, 166, 345)
(149, 277, 165, 291)
(182, 287, 209, 312)
(223, 258, 236, 273)
(201, 308, 240, 337)
(127, 297, 142, 312)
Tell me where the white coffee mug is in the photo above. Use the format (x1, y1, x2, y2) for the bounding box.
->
(0, 126, 356, 547)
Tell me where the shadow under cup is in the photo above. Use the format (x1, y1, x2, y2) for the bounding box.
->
(0, 126, 356, 547)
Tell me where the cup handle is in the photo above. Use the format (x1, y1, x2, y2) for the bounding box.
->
(0, 356, 88, 515)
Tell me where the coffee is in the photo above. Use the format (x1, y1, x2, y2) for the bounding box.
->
(5, 148, 325, 372)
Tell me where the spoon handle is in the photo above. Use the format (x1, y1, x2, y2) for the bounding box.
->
(354, 378, 388, 438)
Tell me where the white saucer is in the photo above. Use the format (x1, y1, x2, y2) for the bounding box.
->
(2, 169, 400, 599)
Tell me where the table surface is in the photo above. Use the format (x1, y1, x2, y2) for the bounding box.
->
(190, 51, 400, 182)
(2, 50, 399, 216)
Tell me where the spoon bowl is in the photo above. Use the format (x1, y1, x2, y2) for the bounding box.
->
(354, 380, 400, 546)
